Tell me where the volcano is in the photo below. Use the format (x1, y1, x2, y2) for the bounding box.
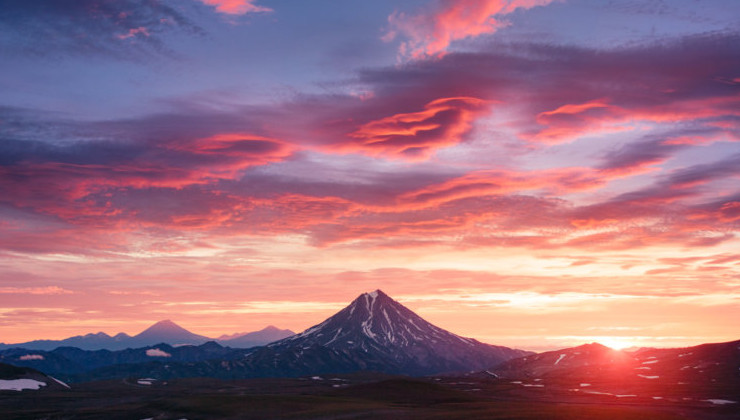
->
(235, 290, 530, 376)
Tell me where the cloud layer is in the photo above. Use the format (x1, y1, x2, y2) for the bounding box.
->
(0, 0, 738, 350)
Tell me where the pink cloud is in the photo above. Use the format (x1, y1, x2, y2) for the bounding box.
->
(345, 97, 492, 159)
(398, 167, 604, 208)
(199, 0, 271, 15)
(385, 0, 557, 59)
(116, 26, 150, 40)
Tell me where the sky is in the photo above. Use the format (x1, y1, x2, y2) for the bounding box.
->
(1, 0, 739, 352)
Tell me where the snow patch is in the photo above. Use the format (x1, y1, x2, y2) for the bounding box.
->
(703, 399, 736, 405)
(0, 379, 46, 391)
(137, 380, 153, 385)
(368, 290, 379, 298)
(580, 383, 591, 387)
(637, 374, 659, 379)
(583, 391, 613, 396)
(146, 348, 171, 357)
(554, 353, 566, 365)
(678, 352, 692, 357)
(641, 359, 658, 364)
(19, 354, 44, 361)
(311, 376, 323, 380)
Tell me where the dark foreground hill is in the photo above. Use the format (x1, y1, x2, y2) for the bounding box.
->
(0, 362, 70, 392)
(488, 340, 740, 406)
(1, 372, 738, 420)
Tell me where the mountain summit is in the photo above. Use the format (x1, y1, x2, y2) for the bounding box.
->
(238, 290, 530, 376)
(217, 326, 295, 348)
(132, 319, 210, 346)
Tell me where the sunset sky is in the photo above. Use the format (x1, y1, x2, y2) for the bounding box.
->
(1, 0, 739, 351)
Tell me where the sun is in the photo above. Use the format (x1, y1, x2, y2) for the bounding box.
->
(597, 337, 636, 350)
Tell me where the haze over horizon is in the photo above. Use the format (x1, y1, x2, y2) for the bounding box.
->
(1, 0, 739, 352)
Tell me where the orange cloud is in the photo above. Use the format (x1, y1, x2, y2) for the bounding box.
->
(386, 0, 556, 59)
(199, 0, 271, 15)
(0, 286, 74, 295)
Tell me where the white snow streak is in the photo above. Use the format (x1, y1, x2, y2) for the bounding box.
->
(554, 354, 566, 365)
(50, 376, 70, 388)
(703, 399, 736, 405)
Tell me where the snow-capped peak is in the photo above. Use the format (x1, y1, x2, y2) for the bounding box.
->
(261, 290, 528, 376)
(275, 289, 476, 349)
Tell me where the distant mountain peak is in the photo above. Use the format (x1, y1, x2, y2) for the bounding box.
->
(216, 325, 295, 348)
(260, 325, 281, 332)
(138, 320, 189, 334)
(151, 319, 178, 328)
(132, 320, 210, 347)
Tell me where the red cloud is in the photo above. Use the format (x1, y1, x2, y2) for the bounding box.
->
(385, 0, 556, 59)
(0, 133, 294, 233)
(719, 201, 740, 222)
(398, 167, 604, 208)
(524, 96, 740, 144)
(344, 97, 491, 159)
(167, 133, 294, 180)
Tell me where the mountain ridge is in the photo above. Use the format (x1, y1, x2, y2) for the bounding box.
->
(0, 321, 294, 351)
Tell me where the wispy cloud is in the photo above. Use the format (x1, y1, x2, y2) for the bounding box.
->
(0, 0, 201, 59)
(0, 286, 74, 295)
(198, 0, 271, 15)
(384, 0, 558, 60)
